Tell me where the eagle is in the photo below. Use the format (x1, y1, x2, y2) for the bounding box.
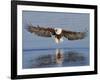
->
(26, 25, 87, 44)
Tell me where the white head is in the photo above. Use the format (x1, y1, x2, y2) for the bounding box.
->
(54, 28, 62, 35)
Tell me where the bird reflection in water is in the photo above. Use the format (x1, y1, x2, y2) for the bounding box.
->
(31, 48, 86, 68)
(55, 49, 64, 66)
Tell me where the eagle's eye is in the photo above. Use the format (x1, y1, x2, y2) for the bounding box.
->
(55, 29, 57, 32)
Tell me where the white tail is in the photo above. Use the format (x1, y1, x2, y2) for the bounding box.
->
(54, 37, 59, 44)
(54, 37, 63, 44)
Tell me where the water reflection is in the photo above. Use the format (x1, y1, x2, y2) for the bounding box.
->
(27, 48, 88, 68)
(55, 49, 64, 66)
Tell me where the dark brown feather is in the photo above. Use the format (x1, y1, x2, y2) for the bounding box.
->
(27, 25, 55, 37)
(62, 30, 86, 40)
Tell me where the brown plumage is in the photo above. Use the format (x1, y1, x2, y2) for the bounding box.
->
(62, 30, 86, 40)
(27, 25, 55, 37)
(26, 25, 87, 43)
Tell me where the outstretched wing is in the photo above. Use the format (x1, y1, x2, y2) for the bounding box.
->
(62, 30, 87, 40)
(26, 25, 55, 37)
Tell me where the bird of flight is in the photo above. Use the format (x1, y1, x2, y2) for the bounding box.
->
(26, 25, 87, 44)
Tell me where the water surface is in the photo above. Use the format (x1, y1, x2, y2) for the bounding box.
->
(23, 48, 89, 69)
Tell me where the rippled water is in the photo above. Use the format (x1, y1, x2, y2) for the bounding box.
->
(22, 48, 89, 69)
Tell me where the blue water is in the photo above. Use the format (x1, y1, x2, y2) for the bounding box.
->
(22, 48, 89, 69)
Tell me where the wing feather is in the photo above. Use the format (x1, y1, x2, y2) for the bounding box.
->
(62, 30, 86, 40)
(26, 25, 55, 37)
